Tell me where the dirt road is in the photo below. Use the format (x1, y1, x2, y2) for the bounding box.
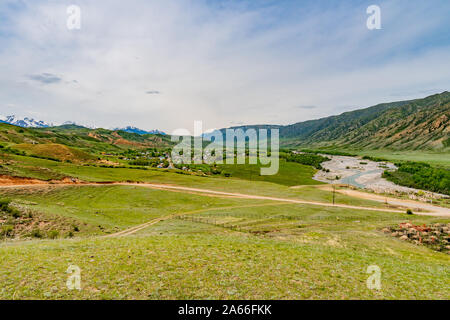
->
(2, 180, 449, 217)
(329, 187, 450, 217)
(107, 184, 450, 237)
(105, 202, 292, 237)
(123, 183, 408, 213)
(2, 180, 449, 239)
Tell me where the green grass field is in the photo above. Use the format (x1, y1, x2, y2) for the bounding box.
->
(353, 150, 450, 168)
(0, 198, 448, 299)
(0, 185, 269, 236)
(1, 154, 321, 186)
(0, 151, 449, 300)
(218, 160, 321, 186)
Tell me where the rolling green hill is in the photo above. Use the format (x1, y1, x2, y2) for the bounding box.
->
(0, 123, 174, 154)
(225, 92, 449, 151)
(13, 143, 96, 163)
(336, 92, 450, 150)
(284, 92, 450, 150)
(281, 100, 413, 144)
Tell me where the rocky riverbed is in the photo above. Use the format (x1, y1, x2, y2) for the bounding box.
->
(313, 155, 448, 200)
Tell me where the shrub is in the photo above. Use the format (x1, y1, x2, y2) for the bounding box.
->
(284, 153, 330, 169)
(47, 230, 59, 239)
(30, 229, 42, 238)
(362, 155, 389, 162)
(406, 209, 413, 215)
(1, 225, 14, 237)
(10, 208, 21, 218)
(0, 199, 22, 218)
(0, 199, 11, 211)
(300, 149, 356, 157)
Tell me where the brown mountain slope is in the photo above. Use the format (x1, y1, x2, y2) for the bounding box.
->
(335, 92, 450, 150)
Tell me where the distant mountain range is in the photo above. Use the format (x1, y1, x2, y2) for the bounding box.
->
(219, 91, 450, 150)
(0, 116, 166, 136)
(1, 91, 448, 150)
(0, 115, 50, 128)
(113, 126, 166, 135)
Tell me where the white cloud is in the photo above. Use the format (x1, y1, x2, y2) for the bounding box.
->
(0, 0, 449, 131)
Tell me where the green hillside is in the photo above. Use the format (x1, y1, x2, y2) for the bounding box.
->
(283, 92, 450, 150)
(281, 100, 412, 144)
(0, 123, 173, 154)
(336, 92, 450, 150)
(224, 92, 449, 151)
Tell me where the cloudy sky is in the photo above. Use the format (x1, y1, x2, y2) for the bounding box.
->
(0, 0, 449, 133)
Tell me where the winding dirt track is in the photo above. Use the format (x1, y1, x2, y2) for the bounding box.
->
(315, 185, 450, 217)
(124, 183, 408, 213)
(3, 181, 449, 216)
(107, 183, 450, 237)
(2, 181, 449, 237)
(105, 202, 291, 237)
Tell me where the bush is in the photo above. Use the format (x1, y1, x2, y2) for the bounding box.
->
(284, 153, 330, 169)
(300, 149, 356, 156)
(0, 199, 11, 211)
(406, 209, 413, 215)
(129, 159, 153, 166)
(30, 229, 42, 238)
(362, 155, 389, 162)
(0, 199, 22, 218)
(47, 230, 59, 239)
(1, 225, 14, 237)
(10, 208, 21, 218)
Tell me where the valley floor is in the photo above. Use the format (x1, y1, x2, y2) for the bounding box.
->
(0, 152, 448, 300)
(0, 180, 449, 299)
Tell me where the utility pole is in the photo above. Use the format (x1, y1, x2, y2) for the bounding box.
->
(332, 184, 336, 205)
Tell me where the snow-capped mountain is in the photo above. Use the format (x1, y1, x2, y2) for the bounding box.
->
(114, 126, 166, 135)
(0, 115, 165, 134)
(0, 115, 50, 128)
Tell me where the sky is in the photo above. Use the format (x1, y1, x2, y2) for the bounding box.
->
(0, 0, 449, 133)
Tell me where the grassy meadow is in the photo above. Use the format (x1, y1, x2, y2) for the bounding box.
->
(0, 199, 448, 299)
(0, 149, 449, 300)
(353, 150, 450, 168)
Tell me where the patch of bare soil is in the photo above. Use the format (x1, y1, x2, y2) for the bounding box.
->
(0, 175, 48, 185)
(98, 159, 120, 166)
(0, 175, 83, 186)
